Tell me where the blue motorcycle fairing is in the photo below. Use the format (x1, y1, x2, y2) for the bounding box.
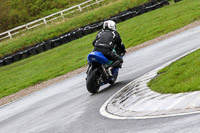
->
(87, 51, 109, 64)
(112, 68, 119, 76)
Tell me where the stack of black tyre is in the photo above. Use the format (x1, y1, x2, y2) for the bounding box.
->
(174, 0, 182, 3)
(0, 0, 170, 67)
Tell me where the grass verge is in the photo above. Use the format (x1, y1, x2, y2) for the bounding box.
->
(0, 0, 200, 98)
(148, 49, 200, 94)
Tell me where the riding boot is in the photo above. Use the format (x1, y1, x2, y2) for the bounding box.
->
(107, 67, 113, 77)
(110, 60, 122, 68)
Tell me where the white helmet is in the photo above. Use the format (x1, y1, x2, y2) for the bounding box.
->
(103, 20, 116, 31)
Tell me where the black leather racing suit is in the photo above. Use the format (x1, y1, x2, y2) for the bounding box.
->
(92, 29, 126, 68)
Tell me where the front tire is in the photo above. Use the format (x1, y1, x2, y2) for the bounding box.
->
(86, 68, 100, 94)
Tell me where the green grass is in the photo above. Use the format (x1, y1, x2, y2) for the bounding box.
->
(0, 34, 95, 98)
(148, 49, 200, 94)
(0, 0, 200, 98)
(0, 0, 150, 58)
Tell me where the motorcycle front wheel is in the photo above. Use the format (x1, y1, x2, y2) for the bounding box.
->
(86, 68, 100, 94)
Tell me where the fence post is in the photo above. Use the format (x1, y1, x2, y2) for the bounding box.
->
(26, 24, 29, 29)
(8, 31, 12, 39)
(61, 12, 65, 19)
(78, 5, 82, 11)
(43, 18, 47, 25)
(96, 0, 99, 4)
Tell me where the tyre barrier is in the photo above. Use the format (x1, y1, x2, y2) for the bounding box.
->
(0, 0, 169, 67)
(59, 34, 70, 44)
(74, 28, 85, 38)
(28, 47, 37, 56)
(50, 38, 61, 48)
(20, 50, 30, 59)
(13, 53, 21, 62)
(83, 26, 95, 35)
(0, 60, 4, 67)
(174, 0, 182, 3)
(69, 31, 78, 41)
(43, 41, 53, 51)
(36, 42, 45, 53)
(4, 56, 13, 65)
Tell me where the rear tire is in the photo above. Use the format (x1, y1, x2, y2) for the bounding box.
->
(86, 68, 100, 94)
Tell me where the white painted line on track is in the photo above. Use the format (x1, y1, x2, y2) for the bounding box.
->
(100, 46, 200, 120)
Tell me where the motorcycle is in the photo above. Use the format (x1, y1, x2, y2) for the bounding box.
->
(86, 50, 122, 94)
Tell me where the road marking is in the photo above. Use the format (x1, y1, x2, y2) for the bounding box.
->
(100, 46, 200, 119)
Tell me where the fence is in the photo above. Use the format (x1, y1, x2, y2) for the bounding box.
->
(0, 0, 104, 41)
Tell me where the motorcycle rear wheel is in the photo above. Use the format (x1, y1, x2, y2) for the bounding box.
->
(86, 68, 100, 94)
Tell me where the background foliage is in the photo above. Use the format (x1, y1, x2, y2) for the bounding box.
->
(0, 0, 86, 32)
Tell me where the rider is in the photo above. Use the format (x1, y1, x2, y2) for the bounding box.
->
(92, 20, 126, 76)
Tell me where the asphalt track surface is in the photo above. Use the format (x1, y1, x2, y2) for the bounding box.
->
(1, 25, 200, 133)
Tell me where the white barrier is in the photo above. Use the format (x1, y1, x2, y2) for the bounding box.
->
(0, 0, 104, 41)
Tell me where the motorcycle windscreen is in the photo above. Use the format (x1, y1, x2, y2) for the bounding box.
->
(87, 51, 109, 64)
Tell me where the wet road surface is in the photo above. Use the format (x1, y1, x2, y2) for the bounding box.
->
(1, 25, 200, 133)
